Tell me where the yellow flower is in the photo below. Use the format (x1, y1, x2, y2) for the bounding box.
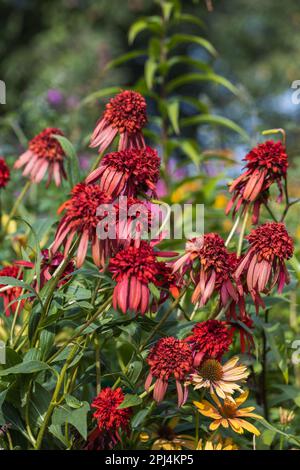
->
(152, 435, 195, 450)
(140, 417, 195, 450)
(196, 437, 239, 450)
(188, 356, 249, 400)
(193, 390, 262, 436)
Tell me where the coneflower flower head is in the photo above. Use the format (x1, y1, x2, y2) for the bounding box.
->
(91, 387, 131, 446)
(90, 90, 147, 153)
(174, 233, 238, 307)
(52, 183, 113, 268)
(108, 241, 174, 315)
(0, 157, 10, 188)
(86, 146, 160, 198)
(145, 337, 193, 406)
(235, 222, 293, 310)
(226, 140, 288, 224)
(185, 320, 232, 366)
(14, 128, 67, 186)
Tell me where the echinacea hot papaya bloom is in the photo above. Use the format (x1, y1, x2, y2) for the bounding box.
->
(145, 337, 193, 406)
(226, 140, 288, 224)
(194, 390, 262, 436)
(86, 146, 160, 198)
(0, 157, 10, 188)
(52, 183, 113, 268)
(108, 241, 176, 315)
(14, 128, 67, 186)
(90, 90, 147, 153)
(114, 197, 152, 248)
(235, 222, 293, 311)
(173, 234, 238, 307)
(185, 320, 232, 366)
(91, 387, 131, 447)
(0, 264, 24, 316)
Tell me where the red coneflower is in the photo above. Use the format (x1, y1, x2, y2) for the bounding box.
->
(51, 183, 113, 268)
(226, 141, 288, 224)
(91, 387, 131, 447)
(86, 146, 160, 198)
(145, 337, 193, 406)
(14, 128, 67, 186)
(0, 264, 24, 316)
(235, 222, 293, 311)
(174, 234, 238, 307)
(0, 157, 10, 188)
(90, 90, 147, 153)
(114, 197, 152, 249)
(185, 320, 232, 367)
(108, 241, 175, 315)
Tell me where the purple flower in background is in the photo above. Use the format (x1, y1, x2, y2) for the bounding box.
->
(47, 89, 64, 108)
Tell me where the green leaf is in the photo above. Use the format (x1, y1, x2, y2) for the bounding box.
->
(166, 56, 212, 73)
(167, 100, 180, 134)
(167, 34, 217, 57)
(52, 402, 90, 440)
(180, 114, 249, 141)
(65, 394, 84, 409)
(145, 58, 157, 90)
(128, 17, 162, 45)
(162, 1, 174, 21)
(53, 134, 80, 188)
(131, 408, 151, 429)
(0, 360, 53, 376)
(106, 50, 146, 70)
(173, 13, 205, 29)
(166, 72, 240, 95)
(118, 394, 142, 409)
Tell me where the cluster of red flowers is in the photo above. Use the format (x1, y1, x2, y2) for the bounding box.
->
(1, 89, 295, 449)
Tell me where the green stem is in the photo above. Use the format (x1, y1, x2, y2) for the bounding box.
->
(34, 344, 79, 450)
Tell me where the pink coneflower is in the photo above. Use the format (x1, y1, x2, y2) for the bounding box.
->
(14, 128, 67, 186)
(235, 222, 293, 311)
(108, 241, 175, 315)
(0, 158, 10, 188)
(173, 234, 238, 307)
(51, 183, 113, 268)
(226, 141, 288, 224)
(0, 264, 24, 316)
(185, 320, 232, 367)
(145, 337, 193, 406)
(86, 146, 160, 198)
(90, 90, 147, 153)
(91, 387, 131, 447)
